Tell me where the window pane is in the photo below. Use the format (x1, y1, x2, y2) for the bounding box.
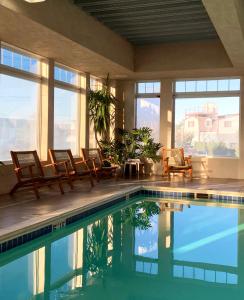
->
(138, 82, 145, 93)
(154, 82, 161, 93)
(196, 80, 207, 92)
(1, 47, 39, 74)
(185, 81, 196, 92)
(90, 77, 102, 91)
(175, 81, 185, 92)
(207, 80, 217, 91)
(0, 74, 39, 161)
(136, 97, 160, 141)
(175, 97, 239, 157)
(54, 88, 78, 154)
(145, 82, 154, 93)
(54, 66, 77, 85)
(229, 79, 240, 91)
(218, 79, 229, 91)
(137, 81, 160, 94)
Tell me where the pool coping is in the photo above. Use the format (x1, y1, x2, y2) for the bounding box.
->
(1, 184, 244, 253)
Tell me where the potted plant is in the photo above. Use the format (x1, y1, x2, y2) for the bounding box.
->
(88, 74, 116, 149)
(100, 127, 161, 175)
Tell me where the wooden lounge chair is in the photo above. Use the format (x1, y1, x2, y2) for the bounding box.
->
(49, 149, 94, 188)
(162, 147, 192, 180)
(81, 148, 117, 182)
(10, 150, 64, 199)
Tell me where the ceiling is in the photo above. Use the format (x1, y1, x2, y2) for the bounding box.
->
(74, 0, 218, 45)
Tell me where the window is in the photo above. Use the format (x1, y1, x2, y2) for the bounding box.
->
(175, 79, 240, 93)
(0, 44, 41, 161)
(137, 81, 160, 94)
(90, 76, 102, 91)
(54, 88, 78, 154)
(54, 65, 77, 85)
(1, 46, 39, 75)
(136, 81, 161, 141)
(224, 121, 232, 128)
(54, 64, 82, 154)
(89, 76, 103, 148)
(174, 78, 240, 158)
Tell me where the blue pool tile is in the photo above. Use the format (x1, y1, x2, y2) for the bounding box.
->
(2, 242, 6, 253)
(7, 240, 13, 251)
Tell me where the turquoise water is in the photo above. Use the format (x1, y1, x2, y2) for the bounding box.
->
(1, 196, 244, 300)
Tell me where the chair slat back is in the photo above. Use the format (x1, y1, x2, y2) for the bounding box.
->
(162, 147, 185, 167)
(11, 151, 43, 180)
(81, 148, 102, 169)
(49, 149, 75, 173)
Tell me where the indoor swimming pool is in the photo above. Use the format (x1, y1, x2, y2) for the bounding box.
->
(0, 194, 243, 300)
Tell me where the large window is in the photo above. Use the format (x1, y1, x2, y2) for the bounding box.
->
(54, 65, 82, 154)
(89, 76, 103, 148)
(54, 88, 78, 153)
(136, 81, 161, 141)
(0, 45, 40, 161)
(174, 79, 240, 158)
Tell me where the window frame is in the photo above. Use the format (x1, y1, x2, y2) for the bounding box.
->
(0, 44, 43, 163)
(173, 77, 241, 159)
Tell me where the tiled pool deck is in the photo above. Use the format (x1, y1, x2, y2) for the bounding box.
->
(1, 176, 244, 247)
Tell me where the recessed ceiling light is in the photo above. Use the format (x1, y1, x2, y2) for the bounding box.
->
(24, 0, 46, 3)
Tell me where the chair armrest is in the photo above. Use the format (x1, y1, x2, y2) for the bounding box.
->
(15, 163, 35, 172)
(184, 156, 192, 165)
(43, 161, 68, 168)
(15, 164, 36, 179)
(74, 159, 89, 165)
(43, 161, 70, 174)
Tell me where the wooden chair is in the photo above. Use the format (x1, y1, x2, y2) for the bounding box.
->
(10, 150, 64, 199)
(81, 148, 117, 182)
(49, 149, 94, 189)
(162, 147, 192, 180)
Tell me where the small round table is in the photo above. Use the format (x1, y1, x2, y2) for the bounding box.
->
(124, 160, 144, 179)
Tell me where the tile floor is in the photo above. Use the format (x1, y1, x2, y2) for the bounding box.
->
(1, 175, 244, 240)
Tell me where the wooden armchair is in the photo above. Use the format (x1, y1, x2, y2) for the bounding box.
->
(49, 149, 94, 189)
(162, 147, 192, 180)
(10, 150, 64, 199)
(81, 148, 117, 182)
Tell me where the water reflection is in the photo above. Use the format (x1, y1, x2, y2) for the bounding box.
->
(0, 199, 244, 299)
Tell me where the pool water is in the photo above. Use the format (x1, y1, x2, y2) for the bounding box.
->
(1, 196, 244, 300)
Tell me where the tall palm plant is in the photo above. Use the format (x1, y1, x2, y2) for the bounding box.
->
(88, 74, 116, 148)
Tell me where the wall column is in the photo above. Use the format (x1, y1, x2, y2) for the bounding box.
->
(160, 79, 174, 148)
(123, 80, 136, 131)
(85, 73, 90, 148)
(40, 58, 54, 160)
(238, 76, 244, 179)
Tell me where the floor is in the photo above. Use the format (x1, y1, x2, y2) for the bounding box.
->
(1, 175, 244, 241)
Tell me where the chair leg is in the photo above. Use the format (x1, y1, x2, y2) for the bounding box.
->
(33, 183, 40, 199)
(57, 179, 64, 194)
(10, 183, 20, 195)
(67, 176, 74, 189)
(189, 169, 193, 180)
(95, 171, 100, 182)
(90, 176, 94, 187)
